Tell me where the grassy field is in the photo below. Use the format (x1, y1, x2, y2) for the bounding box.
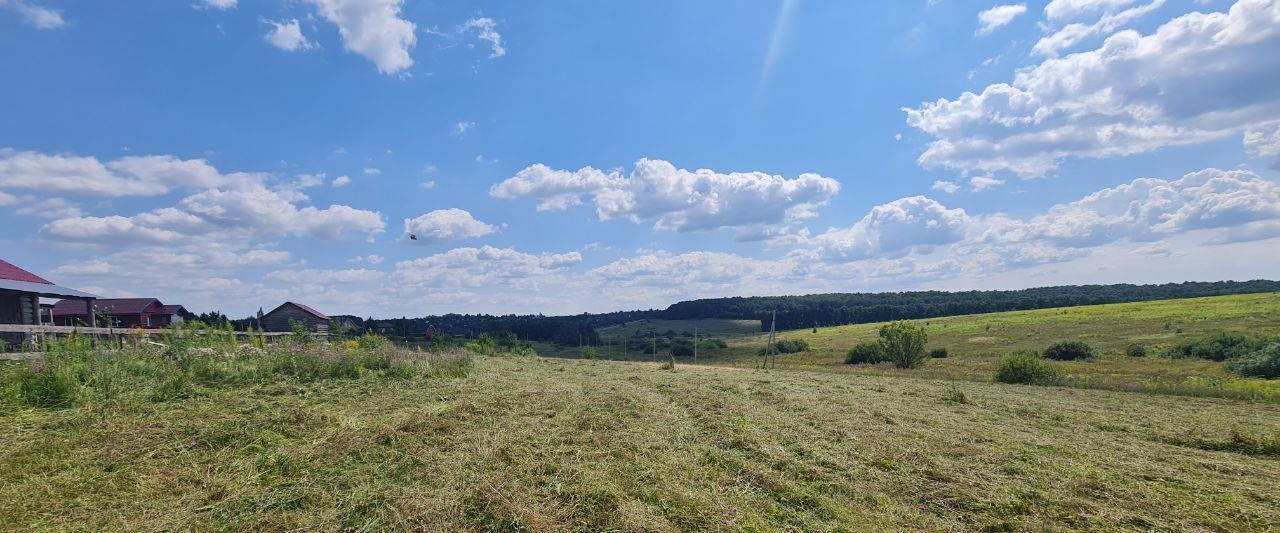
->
(552, 293, 1280, 401)
(3, 354, 1279, 531)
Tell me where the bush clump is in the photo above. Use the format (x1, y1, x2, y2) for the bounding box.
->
(845, 341, 885, 365)
(1164, 332, 1261, 361)
(995, 352, 1061, 386)
(698, 338, 727, 350)
(929, 347, 949, 359)
(756, 338, 809, 356)
(1042, 340, 1097, 361)
(879, 321, 928, 369)
(1125, 344, 1147, 357)
(775, 339, 809, 353)
(1226, 343, 1280, 379)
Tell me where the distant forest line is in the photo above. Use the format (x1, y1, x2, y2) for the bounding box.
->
(660, 280, 1280, 331)
(206, 280, 1280, 344)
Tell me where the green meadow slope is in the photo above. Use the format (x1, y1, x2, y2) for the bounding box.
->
(2, 356, 1278, 531)
(548, 293, 1280, 400)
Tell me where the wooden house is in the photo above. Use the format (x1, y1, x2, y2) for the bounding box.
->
(261, 302, 331, 333)
(52, 298, 179, 329)
(0, 259, 97, 348)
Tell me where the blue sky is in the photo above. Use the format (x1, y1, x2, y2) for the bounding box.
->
(2, 0, 1279, 318)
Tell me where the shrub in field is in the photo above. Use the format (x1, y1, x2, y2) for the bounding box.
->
(579, 346, 599, 360)
(846, 342, 885, 364)
(930, 347, 949, 359)
(671, 339, 695, 357)
(755, 339, 809, 356)
(879, 321, 928, 369)
(698, 338, 728, 350)
(775, 339, 809, 353)
(1164, 332, 1261, 361)
(289, 320, 314, 346)
(1227, 343, 1280, 379)
(1043, 340, 1097, 361)
(995, 353, 1061, 385)
(1126, 344, 1147, 357)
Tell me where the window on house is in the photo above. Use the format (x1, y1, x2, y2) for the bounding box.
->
(145, 315, 152, 327)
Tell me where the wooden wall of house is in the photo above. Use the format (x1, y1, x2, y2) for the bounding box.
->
(0, 292, 38, 348)
(262, 304, 330, 332)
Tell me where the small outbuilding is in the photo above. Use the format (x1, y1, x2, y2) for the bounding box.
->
(157, 304, 188, 325)
(261, 302, 331, 333)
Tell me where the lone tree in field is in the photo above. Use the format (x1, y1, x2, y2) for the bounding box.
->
(879, 321, 928, 369)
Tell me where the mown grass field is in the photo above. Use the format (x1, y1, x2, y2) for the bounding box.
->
(3, 355, 1279, 531)
(557, 293, 1280, 401)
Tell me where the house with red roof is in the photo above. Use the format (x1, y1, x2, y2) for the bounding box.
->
(261, 302, 331, 333)
(0, 258, 97, 347)
(51, 298, 183, 329)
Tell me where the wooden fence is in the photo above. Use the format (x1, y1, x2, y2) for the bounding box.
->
(0, 324, 321, 361)
(0, 324, 299, 336)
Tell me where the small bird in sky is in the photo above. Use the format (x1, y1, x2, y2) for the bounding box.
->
(408, 233, 418, 241)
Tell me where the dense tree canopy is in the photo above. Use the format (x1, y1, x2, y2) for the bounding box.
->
(659, 280, 1280, 331)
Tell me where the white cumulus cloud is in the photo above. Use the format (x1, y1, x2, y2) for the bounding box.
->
(403, 208, 496, 244)
(976, 3, 1027, 35)
(198, 0, 237, 9)
(0, 149, 257, 197)
(907, 0, 1280, 178)
(0, 0, 64, 29)
(308, 0, 416, 75)
(265, 19, 315, 51)
(492, 159, 841, 233)
(392, 246, 580, 290)
(1033, 0, 1164, 57)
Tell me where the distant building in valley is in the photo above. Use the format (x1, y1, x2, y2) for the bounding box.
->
(52, 298, 184, 329)
(261, 302, 331, 333)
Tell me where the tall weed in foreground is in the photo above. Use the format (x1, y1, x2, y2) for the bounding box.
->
(15, 363, 79, 408)
(3, 330, 469, 410)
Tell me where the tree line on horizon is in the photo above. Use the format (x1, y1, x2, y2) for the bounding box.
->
(660, 280, 1280, 331)
(190, 280, 1279, 342)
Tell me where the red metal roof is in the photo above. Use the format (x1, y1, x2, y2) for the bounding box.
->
(52, 298, 160, 316)
(268, 301, 330, 320)
(0, 259, 53, 284)
(157, 304, 187, 315)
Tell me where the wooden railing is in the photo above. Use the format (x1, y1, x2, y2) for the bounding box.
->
(0, 324, 299, 336)
(1, 324, 326, 360)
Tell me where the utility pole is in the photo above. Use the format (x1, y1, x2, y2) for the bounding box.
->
(693, 327, 698, 364)
(765, 310, 777, 369)
(652, 332, 657, 363)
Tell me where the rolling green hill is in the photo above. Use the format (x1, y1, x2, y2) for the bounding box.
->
(544, 293, 1280, 401)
